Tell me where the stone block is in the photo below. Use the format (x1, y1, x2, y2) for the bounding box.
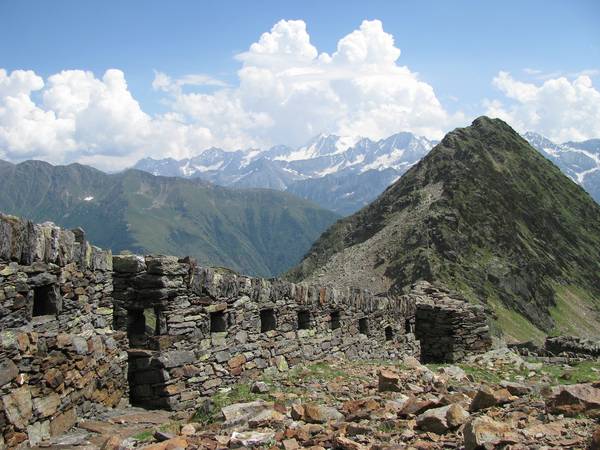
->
(33, 393, 61, 418)
(0, 358, 19, 386)
(157, 350, 196, 368)
(27, 419, 51, 446)
(112, 255, 146, 273)
(2, 386, 33, 430)
(145, 255, 188, 276)
(50, 408, 76, 437)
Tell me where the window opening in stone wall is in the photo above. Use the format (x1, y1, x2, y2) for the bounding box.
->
(143, 308, 159, 335)
(128, 310, 146, 336)
(260, 308, 276, 332)
(32, 285, 57, 316)
(210, 311, 227, 333)
(330, 310, 341, 330)
(359, 317, 369, 335)
(385, 326, 394, 341)
(405, 319, 412, 334)
(297, 310, 311, 330)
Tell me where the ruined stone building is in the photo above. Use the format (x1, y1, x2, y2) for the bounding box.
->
(0, 214, 491, 447)
(0, 215, 125, 447)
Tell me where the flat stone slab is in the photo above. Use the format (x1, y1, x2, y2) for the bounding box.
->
(108, 410, 172, 425)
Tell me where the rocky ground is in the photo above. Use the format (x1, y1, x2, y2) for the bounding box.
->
(31, 349, 600, 450)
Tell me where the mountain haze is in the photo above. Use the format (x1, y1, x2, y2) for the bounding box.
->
(0, 160, 338, 277)
(287, 117, 600, 341)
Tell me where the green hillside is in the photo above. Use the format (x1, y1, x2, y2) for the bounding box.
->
(288, 117, 600, 341)
(0, 160, 339, 277)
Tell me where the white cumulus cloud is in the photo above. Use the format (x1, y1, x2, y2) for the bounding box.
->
(0, 19, 463, 170)
(159, 19, 463, 150)
(486, 71, 600, 142)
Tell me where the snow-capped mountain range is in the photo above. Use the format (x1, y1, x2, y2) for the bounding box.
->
(134, 132, 436, 214)
(133, 131, 600, 215)
(523, 132, 600, 202)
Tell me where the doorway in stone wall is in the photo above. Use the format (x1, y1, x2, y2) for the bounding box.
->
(126, 307, 168, 408)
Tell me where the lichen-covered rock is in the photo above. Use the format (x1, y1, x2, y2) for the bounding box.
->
(0, 359, 18, 387)
(2, 386, 33, 430)
(221, 400, 274, 428)
(463, 416, 520, 450)
(303, 404, 344, 424)
(378, 369, 401, 392)
(416, 403, 469, 434)
(112, 254, 146, 273)
(230, 430, 275, 448)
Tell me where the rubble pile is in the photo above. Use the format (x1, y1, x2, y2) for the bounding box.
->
(44, 349, 600, 449)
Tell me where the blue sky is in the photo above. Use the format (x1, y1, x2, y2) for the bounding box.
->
(1, 0, 599, 169)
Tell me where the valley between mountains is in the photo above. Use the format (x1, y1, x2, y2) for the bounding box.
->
(0, 162, 338, 277)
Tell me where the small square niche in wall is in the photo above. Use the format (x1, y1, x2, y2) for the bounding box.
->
(32, 285, 58, 317)
(330, 310, 341, 330)
(260, 308, 276, 332)
(297, 310, 311, 330)
(210, 311, 227, 333)
(358, 317, 369, 335)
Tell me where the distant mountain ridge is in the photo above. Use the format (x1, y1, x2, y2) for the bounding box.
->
(287, 117, 600, 342)
(134, 130, 600, 215)
(523, 132, 600, 203)
(134, 132, 437, 215)
(0, 160, 339, 277)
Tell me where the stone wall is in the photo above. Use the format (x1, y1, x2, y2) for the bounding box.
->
(0, 214, 128, 447)
(0, 212, 497, 445)
(544, 336, 600, 358)
(410, 282, 492, 363)
(112, 255, 420, 411)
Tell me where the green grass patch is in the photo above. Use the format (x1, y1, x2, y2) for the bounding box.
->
(287, 361, 349, 382)
(158, 421, 181, 434)
(428, 359, 600, 387)
(192, 382, 270, 424)
(426, 363, 504, 384)
(132, 430, 154, 442)
(550, 284, 600, 337)
(533, 359, 600, 385)
(487, 297, 546, 344)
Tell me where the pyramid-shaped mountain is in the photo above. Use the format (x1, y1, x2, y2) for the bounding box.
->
(287, 117, 600, 340)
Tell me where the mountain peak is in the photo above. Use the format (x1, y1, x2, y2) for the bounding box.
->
(288, 118, 600, 341)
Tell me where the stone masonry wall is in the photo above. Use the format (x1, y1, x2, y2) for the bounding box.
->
(1, 212, 496, 445)
(112, 255, 420, 411)
(0, 214, 128, 448)
(410, 282, 492, 363)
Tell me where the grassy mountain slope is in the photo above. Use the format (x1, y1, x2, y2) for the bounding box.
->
(287, 117, 600, 340)
(0, 161, 338, 277)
